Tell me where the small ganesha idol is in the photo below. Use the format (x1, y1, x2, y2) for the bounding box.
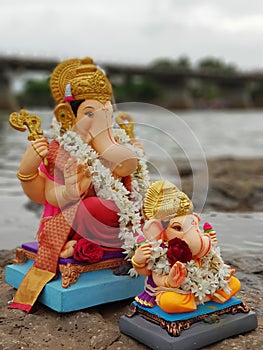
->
(121, 174, 257, 348)
(130, 180, 241, 313)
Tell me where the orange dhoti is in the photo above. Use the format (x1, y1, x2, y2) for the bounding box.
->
(156, 276, 241, 314)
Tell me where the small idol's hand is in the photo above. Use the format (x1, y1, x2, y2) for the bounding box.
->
(168, 261, 187, 287)
(31, 137, 49, 159)
(206, 230, 218, 244)
(225, 265, 236, 279)
(133, 243, 152, 266)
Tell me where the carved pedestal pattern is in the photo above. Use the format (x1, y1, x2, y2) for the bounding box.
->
(14, 247, 125, 288)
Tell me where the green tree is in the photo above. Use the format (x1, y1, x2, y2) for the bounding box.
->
(113, 78, 162, 103)
(174, 56, 191, 69)
(16, 77, 53, 107)
(150, 56, 192, 71)
(197, 57, 237, 73)
(150, 58, 175, 70)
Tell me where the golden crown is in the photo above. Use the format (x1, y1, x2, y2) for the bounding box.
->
(143, 180, 193, 220)
(50, 57, 112, 105)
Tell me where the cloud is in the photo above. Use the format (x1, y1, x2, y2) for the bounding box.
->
(1, 1, 263, 69)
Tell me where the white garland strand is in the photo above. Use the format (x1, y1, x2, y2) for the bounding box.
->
(48, 119, 231, 293)
(49, 119, 150, 258)
(180, 245, 231, 303)
(140, 238, 231, 304)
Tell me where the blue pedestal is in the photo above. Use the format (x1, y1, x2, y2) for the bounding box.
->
(5, 260, 145, 312)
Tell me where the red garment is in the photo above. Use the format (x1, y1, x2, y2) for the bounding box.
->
(44, 140, 130, 251)
(69, 196, 123, 250)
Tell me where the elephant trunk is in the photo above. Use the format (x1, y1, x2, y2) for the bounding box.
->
(89, 110, 138, 177)
(194, 234, 211, 259)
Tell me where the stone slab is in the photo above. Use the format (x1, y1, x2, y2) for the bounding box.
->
(120, 310, 258, 350)
(5, 259, 145, 312)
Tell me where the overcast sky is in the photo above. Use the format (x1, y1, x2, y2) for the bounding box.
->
(2, 0, 263, 70)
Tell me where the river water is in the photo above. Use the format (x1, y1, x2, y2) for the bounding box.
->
(0, 105, 262, 251)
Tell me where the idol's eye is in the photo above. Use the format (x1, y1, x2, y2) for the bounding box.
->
(172, 224, 182, 232)
(86, 111, 94, 118)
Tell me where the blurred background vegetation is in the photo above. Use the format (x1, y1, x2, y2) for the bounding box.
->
(15, 56, 263, 108)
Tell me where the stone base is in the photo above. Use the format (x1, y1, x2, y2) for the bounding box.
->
(119, 300, 258, 350)
(5, 259, 145, 312)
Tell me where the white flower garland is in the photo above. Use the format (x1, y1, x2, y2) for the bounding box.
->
(180, 246, 231, 303)
(49, 119, 150, 257)
(146, 239, 171, 275)
(139, 238, 231, 304)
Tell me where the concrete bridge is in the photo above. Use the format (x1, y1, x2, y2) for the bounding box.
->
(1, 55, 263, 110)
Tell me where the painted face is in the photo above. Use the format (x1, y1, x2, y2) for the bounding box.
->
(163, 213, 210, 258)
(71, 98, 138, 177)
(72, 99, 113, 139)
(164, 214, 201, 241)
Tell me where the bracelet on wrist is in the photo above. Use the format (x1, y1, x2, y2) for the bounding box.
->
(131, 255, 146, 269)
(17, 170, 39, 181)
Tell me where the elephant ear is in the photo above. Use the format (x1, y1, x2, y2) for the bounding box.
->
(143, 219, 164, 241)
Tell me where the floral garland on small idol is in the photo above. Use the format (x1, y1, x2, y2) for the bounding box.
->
(180, 245, 231, 304)
(49, 118, 150, 261)
(134, 224, 232, 304)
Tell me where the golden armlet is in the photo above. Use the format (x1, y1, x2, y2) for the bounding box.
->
(17, 170, 39, 181)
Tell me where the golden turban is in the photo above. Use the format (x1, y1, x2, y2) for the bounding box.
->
(143, 180, 193, 220)
(50, 57, 112, 105)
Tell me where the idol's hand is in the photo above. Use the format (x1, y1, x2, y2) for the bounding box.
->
(63, 157, 81, 200)
(63, 158, 92, 200)
(129, 138, 145, 153)
(167, 261, 187, 288)
(31, 137, 49, 160)
(76, 162, 92, 197)
(19, 137, 49, 175)
(132, 243, 152, 267)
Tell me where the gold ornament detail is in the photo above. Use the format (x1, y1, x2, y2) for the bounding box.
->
(54, 103, 75, 132)
(50, 58, 82, 105)
(143, 180, 193, 220)
(115, 112, 135, 138)
(17, 170, 39, 182)
(70, 64, 112, 104)
(13, 246, 125, 288)
(50, 57, 112, 105)
(176, 195, 192, 217)
(9, 109, 43, 141)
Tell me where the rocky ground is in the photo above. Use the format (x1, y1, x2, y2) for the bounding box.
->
(179, 158, 263, 212)
(1, 158, 263, 349)
(1, 250, 262, 350)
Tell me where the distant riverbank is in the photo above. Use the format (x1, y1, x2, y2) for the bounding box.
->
(1, 157, 263, 250)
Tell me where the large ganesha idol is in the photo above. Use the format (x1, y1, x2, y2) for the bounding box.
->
(130, 180, 241, 314)
(8, 57, 150, 312)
